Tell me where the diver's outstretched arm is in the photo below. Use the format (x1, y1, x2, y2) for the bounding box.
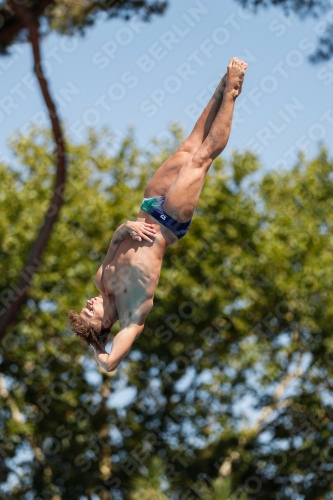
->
(91, 322, 144, 372)
(91, 297, 153, 371)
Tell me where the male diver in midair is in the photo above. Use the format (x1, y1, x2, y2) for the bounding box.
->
(68, 58, 248, 372)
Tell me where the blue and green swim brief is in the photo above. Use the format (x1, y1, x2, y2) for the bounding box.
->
(140, 195, 192, 239)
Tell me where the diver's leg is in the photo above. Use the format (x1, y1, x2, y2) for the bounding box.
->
(163, 58, 248, 222)
(144, 74, 227, 198)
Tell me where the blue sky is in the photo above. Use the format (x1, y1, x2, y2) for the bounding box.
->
(1, 0, 333, 173)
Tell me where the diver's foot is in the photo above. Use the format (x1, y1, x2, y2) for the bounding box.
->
(225, 57, 248, 99)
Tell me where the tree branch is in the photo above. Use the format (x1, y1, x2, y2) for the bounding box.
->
(0, 0, 67, 338)
(219, 356, 304, 477)
(0, 373, 24, 422)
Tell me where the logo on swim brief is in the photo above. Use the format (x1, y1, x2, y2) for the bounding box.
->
(160, 214, 167, 220)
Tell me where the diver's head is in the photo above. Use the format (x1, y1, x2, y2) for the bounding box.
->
(68, 295, 118, 346)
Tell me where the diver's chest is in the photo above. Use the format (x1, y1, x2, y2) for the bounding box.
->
(103, 260, 141, 297)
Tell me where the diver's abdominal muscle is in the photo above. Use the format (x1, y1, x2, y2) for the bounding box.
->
(103, 234, 164, 300)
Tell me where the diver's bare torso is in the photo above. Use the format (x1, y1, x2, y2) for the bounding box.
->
(102, 211, 177, 324)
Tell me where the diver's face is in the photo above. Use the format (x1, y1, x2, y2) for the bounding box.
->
(80, 295, 105, 323)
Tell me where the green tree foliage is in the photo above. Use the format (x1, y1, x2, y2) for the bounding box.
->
(1, 127, 333, 499)
(129, 456, 169, 499)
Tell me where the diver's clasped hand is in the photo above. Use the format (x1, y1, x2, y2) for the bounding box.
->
(125, 221, 157, 243)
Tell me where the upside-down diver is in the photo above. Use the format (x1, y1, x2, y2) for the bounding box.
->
(68, 57, 248, 372)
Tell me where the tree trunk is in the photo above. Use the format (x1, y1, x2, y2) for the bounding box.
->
(0, 1, 66, 338)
